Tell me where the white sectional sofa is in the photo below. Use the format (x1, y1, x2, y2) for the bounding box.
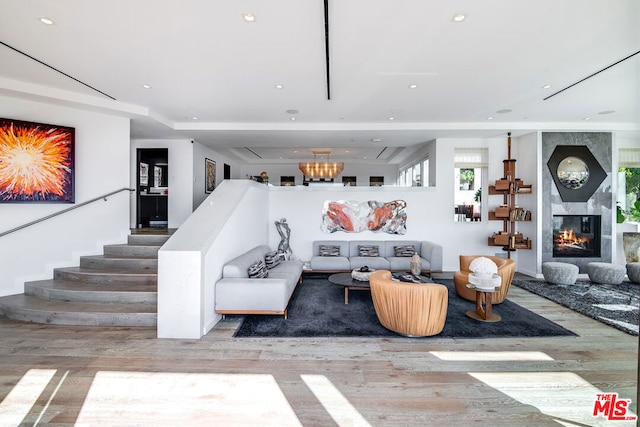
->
(215, 245, 303, 318)
(309, 240, 443, 274)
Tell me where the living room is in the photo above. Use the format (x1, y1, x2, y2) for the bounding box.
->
(0, 2, 639, 424)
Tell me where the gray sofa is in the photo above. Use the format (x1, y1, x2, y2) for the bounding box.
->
(215, 245, 303, 318)
(309, 240, 443, 274)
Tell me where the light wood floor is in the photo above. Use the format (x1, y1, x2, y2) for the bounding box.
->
(0, 280, 637, 426)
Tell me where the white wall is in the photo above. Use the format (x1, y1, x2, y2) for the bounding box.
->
(267, 136, 510, 272)
(0, 96, 131, 296)
(192, 142, 240, 210)
(130, 139, 194, 228)
(511, 132, 540, 277)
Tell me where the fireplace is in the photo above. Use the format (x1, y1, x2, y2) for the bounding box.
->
(552, 215, 601, 258)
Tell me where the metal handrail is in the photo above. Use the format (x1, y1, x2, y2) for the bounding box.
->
(0, 187, 135, 238)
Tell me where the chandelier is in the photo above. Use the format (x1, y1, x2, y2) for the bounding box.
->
(298, 150, 344, 179)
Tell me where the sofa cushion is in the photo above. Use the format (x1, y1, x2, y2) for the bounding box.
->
(358, 245, 379, 257)
(350, 256, 390, 270)
(388, 256, 429, 271)
(394, 244, 416, 257)
(319, 245, 341, 256)
(248, 260, 269, 278)
(222, 245, 271, 278)
(264, 251, 281, 269)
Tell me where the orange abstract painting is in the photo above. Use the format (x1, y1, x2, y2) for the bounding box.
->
(0, 118, 74, 202)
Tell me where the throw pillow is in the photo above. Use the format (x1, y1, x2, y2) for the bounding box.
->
(264, 251, 281, 269)
(319, 245, 341, 256)
(247, 260, 269, 278)
(358, 245, 379, 257)
(394, 244, 416, 257)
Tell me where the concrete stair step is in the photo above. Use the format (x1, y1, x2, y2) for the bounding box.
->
(54, 267, 157, 285)
(127, 234, 172, 246)
(0, 294, 156, 327)
(80, 254, 158, 270)
(103, 243, 161, 257)
(25, 279, 157, 304)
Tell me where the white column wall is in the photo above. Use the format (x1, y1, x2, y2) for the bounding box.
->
(158, 181, 269, 338)
(0, 96, 130, 296)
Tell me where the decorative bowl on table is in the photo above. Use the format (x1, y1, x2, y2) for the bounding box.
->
(352, 266, 375, 282)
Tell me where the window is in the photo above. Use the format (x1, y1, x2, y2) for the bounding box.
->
(618, 148, 640, 221)
(454, 148, 488, 222)
(398, 157, 429, 187)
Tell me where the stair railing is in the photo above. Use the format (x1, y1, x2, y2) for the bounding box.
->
(0, 187, 135, 238)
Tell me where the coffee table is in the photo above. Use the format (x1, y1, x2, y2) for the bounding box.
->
(328, 272, 432, 304)
(328, 273, 370, 304)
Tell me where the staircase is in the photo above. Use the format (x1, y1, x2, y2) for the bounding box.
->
(0, 229, 172, 327)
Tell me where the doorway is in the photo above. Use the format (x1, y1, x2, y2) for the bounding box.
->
(137, 148, 168, 228)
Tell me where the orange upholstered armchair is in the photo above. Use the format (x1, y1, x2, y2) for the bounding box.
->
(369, 270, 448, 337)
(453, 256, 515, 304)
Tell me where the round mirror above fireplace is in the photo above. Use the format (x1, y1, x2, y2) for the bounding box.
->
(557, 156, 589, 189)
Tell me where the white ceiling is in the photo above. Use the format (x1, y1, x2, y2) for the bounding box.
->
(0, 0, 638, 164)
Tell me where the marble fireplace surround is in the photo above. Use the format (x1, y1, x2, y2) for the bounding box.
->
(541, 132, 613, 273)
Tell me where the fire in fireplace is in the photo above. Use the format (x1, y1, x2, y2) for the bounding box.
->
(552, 215, 601, 258)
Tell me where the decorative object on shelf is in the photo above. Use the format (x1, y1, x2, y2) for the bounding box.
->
(299, 150, 344, 179)
(410, 253, 422, 276)
(321, 200, 407, 234)
(275, 218, 292, 260)
(546, 145, 606, 202)
(260, 171, 269, 184)
(0, 117, 75, 203)
(205, 158, 216, 193)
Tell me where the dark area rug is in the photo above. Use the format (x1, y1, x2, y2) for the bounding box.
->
(234, 275, 576, 338)
(513, 278, 639, 336)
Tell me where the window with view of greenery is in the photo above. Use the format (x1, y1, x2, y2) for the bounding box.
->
(618, 167, 640, 222)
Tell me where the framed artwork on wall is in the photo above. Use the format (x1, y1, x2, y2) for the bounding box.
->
(0, 117, 75, 203)
(205, 158, 216, 193)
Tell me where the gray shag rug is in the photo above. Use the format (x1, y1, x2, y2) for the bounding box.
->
(234, 275, 576, 338)
(513, 278, 639, 336)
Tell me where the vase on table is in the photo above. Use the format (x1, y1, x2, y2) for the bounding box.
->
(410, 253, 422, 276)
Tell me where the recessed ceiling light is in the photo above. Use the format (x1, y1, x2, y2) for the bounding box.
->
(142, 84, 152, 89)
(371, 138, 381, 142)
(191, 117, 198, 120)
(388, 117, 395, 121)
(290, 117, 296, 121)
(487, 117, 494, 120)
(242, 13, 256, 22)
(452, 13, 467, 22)
(598, 110, 615, 115)
(408, 84, 418, 89)
(583, 117, 591, 121)
(39, 17, 54, 25)
(275, 84, 284, 89)
(542, 84, 552, 89)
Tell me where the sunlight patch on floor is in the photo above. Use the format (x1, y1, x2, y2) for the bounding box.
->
(0, 369, 56, 426)
(301, 375, 372, 427)
(75, 372, 302, 427)
(430, 351, 554, 361)
(469, 372, 637, 426)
